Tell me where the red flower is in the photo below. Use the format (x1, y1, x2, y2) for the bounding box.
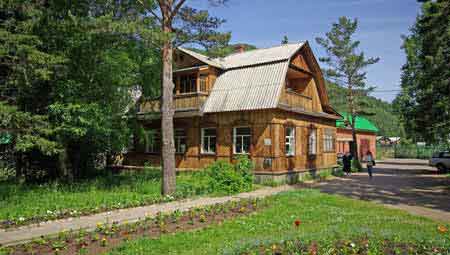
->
(294, 219, 301, 227)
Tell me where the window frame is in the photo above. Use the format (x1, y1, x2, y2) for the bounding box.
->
(323, 128, 335, 153)
(174, 128, 187, 154)
(145, 129, 161, 154)
(308, 128, 317, 156)
(180, 74, 197, 94)
(201, 127, 217, 155)
(199, 74, 207, 92)
(233, 126, 251, 155)
(285, 126, 296, 156)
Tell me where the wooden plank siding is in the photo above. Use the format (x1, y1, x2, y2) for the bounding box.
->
(125, 109, 337, 173)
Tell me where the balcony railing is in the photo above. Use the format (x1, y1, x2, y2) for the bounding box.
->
(139, 92, 209, 113)
(279, 90, 313, 111)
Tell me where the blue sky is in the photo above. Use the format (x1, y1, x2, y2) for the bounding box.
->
(188, 0, 422, 102)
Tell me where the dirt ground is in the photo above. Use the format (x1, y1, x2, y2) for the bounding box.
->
(312, 159, 450, 222)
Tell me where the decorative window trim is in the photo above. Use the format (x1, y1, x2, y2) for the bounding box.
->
(285, 126, 296, 156)
(323, 128, 335, 152)
(233, 126, 251, 155)
(201, 127, 217, 155)
(308, 128, 317, 156)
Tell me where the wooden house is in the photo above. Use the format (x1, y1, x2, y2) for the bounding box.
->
(124, 42, 341, 183)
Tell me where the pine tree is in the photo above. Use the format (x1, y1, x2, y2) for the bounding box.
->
(316, 17, 379, 163)
(138, 0, 230, 195)
(395, 0, 450, 144)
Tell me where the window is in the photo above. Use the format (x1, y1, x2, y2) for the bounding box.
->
(233, 127, 251, 154)
(199, 75, 207, 92)
(285, 127, 295, 156)
(323, 128, 335, 152)
(146, 129, 161, 153)
(174, 129, 187, 154)
(308, 129, 317, 155)
(180, 74, 197, 94)
(201, 128, 216, 154)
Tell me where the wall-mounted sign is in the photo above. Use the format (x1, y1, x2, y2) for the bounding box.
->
(264, 138, 272, 146)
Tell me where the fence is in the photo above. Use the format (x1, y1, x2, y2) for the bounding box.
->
(377, 144, 448, 159)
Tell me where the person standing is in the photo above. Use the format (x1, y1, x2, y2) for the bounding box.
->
(365, 151, 375, 179)
(342, 152, 353, 176)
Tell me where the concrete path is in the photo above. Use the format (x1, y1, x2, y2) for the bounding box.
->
(0, 185, 294, 246)
(312, 159, 450, 222)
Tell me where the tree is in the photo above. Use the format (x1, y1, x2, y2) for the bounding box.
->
(138, 0, 230, 195)
(316, 17, 379, 163)
(0, 1, 162, 180)
(394, 0, 450, 144)
(281, 35, 289, 44)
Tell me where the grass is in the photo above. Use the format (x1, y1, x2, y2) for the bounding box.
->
(106, 189, 450, 255)
(0, 169, 215, 226)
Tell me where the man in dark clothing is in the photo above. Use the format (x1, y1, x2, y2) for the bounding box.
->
(342, 152, 353, 176)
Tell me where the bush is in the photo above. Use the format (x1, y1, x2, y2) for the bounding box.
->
(205, 156, 254, 194)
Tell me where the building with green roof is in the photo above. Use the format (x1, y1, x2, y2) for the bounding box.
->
(336, 112, 379, 133)
(336, 112, 379, 159)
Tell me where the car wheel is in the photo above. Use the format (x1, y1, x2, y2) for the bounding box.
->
(436, 164, 448, 174)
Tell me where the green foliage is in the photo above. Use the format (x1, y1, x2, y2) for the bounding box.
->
(327, 82, 404, 137)
(0, 102, 62, 156)
(205, 156, 254, 194)
(0, 1, 162, 179)
(0, 168, 213, 227)
(394, 0, 450, 143)
(106, 190, 450, 255)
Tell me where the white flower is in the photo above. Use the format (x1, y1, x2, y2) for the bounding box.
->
(350, 242, 355, 248)
(18, 217, 25, 222)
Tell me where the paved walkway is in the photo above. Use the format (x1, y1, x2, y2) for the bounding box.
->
(0, 185, 294, 246)
(312, 159, 450, 222)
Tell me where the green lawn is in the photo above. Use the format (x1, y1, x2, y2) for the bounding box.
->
(0, 169, 213, 226)
(106, 189, 450, 255)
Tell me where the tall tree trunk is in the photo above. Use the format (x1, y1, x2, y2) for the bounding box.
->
(347, 80, 359, 162)
(160, 6, 176, 195)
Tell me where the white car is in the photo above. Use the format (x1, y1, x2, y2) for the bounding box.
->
(429, 151, 450, 174)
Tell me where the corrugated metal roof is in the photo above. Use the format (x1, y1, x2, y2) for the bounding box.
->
(216, 42, 305, 69)
(202, 61, 289, 113)
(177, 48, 224, 69)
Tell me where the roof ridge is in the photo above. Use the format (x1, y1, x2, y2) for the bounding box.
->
(215, 41, 306, 60)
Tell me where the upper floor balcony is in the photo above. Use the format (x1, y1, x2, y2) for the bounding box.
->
(138, 65, 218, 116)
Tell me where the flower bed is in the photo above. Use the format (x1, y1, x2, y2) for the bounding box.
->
(231, 237, 449, 255)
(0, 157, 255, 229)
(0, 197, 267, 255)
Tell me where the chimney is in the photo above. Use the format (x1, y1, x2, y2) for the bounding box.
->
(234, 44, 245, 53)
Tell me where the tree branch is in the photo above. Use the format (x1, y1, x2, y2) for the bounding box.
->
(137, 0, 162, 23)
(170, 0, 187, 20)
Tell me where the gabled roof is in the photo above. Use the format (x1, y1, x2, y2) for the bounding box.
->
(177, 47, 225, 69)
(216, 42, 305, 69)
(336, 112, 379, 133)
(178, 42, 335, 116)
(202, 61, 289, 113)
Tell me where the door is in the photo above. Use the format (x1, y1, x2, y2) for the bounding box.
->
(360, 139, 370, 160)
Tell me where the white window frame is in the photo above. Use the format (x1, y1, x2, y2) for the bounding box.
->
(285, 126, 295, 156)
(201, 128, 216, 154)
(308, 129, 317, 155)
(233, 126, 251, 155)
(323, 129, 335, 152)
(174, 129, 187, 154)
